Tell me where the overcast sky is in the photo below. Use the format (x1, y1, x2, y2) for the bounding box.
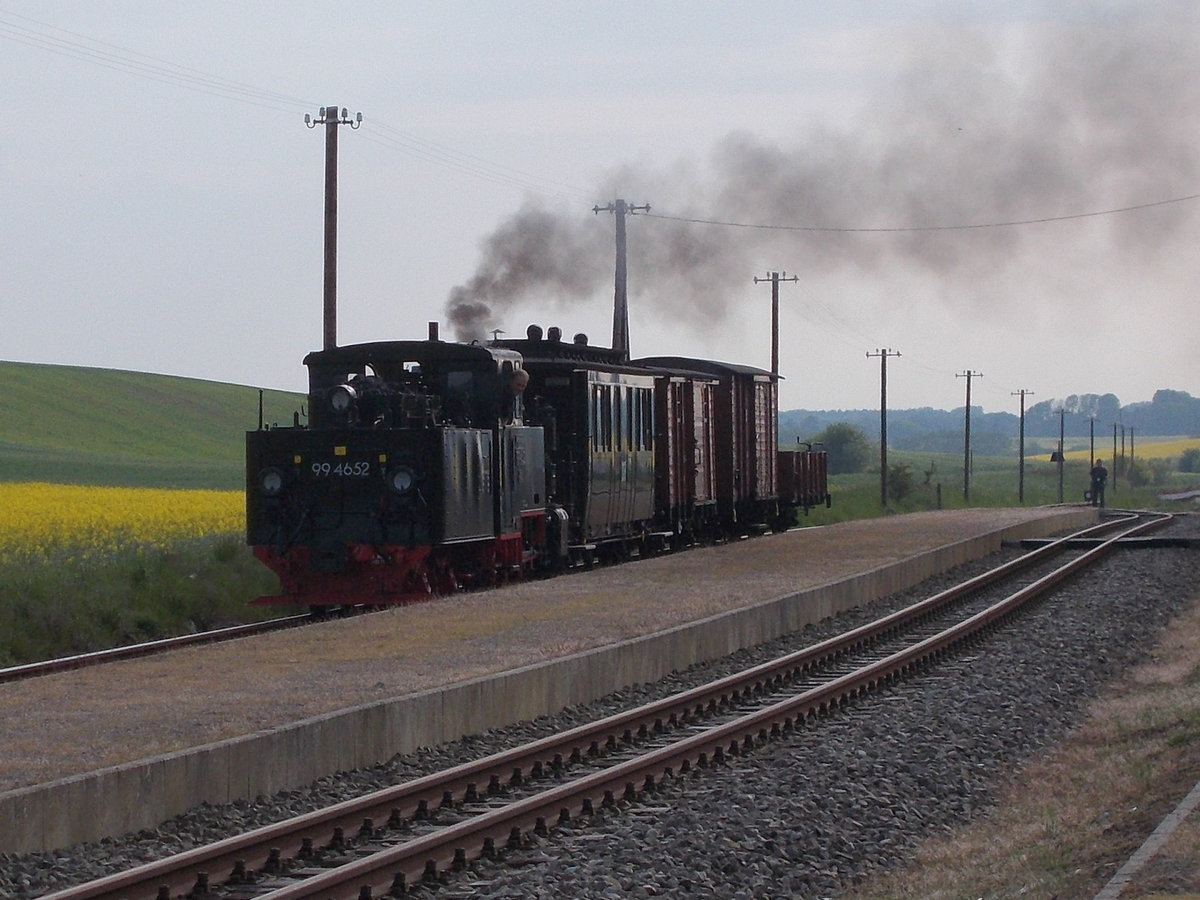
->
(1, 1, 1196, 413)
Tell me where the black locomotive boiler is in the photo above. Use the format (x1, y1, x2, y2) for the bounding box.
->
(246, 323, 830, 607)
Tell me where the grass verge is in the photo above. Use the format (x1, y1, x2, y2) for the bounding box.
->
(0, 536, 287, 666)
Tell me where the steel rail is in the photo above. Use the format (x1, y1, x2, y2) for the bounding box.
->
(0, 614, 312, 684)
(38, 514, 1169, 900)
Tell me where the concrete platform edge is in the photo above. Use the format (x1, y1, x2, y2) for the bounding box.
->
(1, 509, 1094, 854)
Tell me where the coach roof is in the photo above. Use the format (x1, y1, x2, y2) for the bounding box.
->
(631, 356, 780, 380)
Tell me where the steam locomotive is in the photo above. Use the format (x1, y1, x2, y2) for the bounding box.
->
(246, 322, 830, 607)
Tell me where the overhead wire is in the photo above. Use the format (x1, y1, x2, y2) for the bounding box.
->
(0, 7, 593, 205)
(0, 8, 314, 113)
(645, 192, 1200, 234)
(362, 121, 591, 203)
(6, 7, 1195, 230)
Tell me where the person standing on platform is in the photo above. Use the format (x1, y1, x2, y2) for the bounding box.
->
(1089, 459, 1108, 507)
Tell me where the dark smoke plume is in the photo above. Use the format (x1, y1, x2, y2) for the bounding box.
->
(445, 205, 609, 341)
(447, 9, 1199, 342)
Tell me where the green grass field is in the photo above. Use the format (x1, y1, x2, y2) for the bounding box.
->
(0, 361, 304, 488)
(799, 446, 1199, 527)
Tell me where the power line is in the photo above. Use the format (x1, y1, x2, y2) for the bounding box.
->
(362, 122, 590, 202)
(646, 192, 1200, 234)
(0, 9, 313, 112)
(10, 8, 1195, 228)
(1, 8, 591, 204)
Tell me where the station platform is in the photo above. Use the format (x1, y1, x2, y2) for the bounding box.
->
(0, 506, 1096, 853)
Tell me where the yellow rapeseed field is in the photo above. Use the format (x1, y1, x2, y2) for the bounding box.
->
(1064, 436, 1200, 462)
(0, 482, 243, 564)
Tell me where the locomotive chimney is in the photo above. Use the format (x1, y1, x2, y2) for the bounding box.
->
(428, 321, 440, 341)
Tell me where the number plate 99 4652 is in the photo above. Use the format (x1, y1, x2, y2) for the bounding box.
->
(311, 460, 371, 477)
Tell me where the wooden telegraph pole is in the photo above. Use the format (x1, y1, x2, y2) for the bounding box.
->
(957, 370, 983, 502)
(593, 199, 650, 361)
(1012, 389, 1034, 503)
(754, 271, 798, 376)
(867, 349, 901, 506)
(306, 105, 361, 350)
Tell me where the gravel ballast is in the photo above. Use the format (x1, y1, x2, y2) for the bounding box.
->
(3, 514, 1197, 898)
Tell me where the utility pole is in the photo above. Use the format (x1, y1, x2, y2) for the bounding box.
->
(1012, 389, 1034, 503)
(306, 105, 361, 350)
(593, 199, 649, 361)
(1113, 423, 1119, 492)
(867, 349, 901, 507)
(1113, 424, 1123, 487)
(753, 271, 798, 376)
(1057, 407, 1067, 503)
(957, 371, 983, 502)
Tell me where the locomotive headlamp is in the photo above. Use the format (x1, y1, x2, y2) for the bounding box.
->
(258, 467, 284, 496)
(329, 384, 357, 414)
(387, 466, 415, 495)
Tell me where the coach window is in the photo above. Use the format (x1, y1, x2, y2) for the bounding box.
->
(628, 388, 638, 451)
(594, 385, 615, 451)
(644, 388, 653, 450)
(637, 389, 645, 450)
(591, 386, 600, 451)
(614, 387, 623, 451)
(603, 386, 613, 450)
(634, 388, 644, 450)
(613, 387, 624, 451)
(631, 388, 640, 450)
(611, 387, 621, 451)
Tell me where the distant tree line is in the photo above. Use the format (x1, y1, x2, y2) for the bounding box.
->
(781, 389, 1200, 460)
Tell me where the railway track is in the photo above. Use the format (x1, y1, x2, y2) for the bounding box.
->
(0, 614, 311, 685)
(40, 512, 1171, 900)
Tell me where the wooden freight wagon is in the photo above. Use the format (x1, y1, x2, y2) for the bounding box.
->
(653, 374, 719, 536)
(636, 357, 780, 531)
